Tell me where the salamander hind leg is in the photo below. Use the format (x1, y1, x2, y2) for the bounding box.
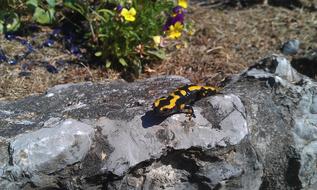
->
(181, 104, 196, 120)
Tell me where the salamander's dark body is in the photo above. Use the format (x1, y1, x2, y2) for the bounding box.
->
(153, 84, 221, 118)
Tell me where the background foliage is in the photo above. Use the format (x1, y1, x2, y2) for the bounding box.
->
(0, 0, 180, 74)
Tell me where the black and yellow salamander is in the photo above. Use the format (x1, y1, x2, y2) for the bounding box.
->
(153, 84, 221, 118)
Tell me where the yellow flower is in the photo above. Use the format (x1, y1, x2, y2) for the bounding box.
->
(152, 35, 162, 46)
(167, 22, 183, 39)
(120, 8, 136, 22)
(178, 0, 188, 9)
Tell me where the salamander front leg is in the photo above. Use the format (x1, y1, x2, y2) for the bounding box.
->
(182, 105, 196, 120)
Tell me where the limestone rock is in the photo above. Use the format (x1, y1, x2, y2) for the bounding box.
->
(0, 56, 316, 189)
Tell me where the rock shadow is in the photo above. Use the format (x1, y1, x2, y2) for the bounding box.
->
(141, 111, 168, 128)
(291, 56, 317, 79)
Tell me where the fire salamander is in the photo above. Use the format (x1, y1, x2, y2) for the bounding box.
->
(153, 84, 221, 119)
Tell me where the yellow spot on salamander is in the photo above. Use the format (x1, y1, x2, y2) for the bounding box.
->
(203, 86, 218, 91)
(160, 94, 180, 110)
(179, 90, 187, 96)
(188, 85, 203, 91)
(154, 97, 165, 107)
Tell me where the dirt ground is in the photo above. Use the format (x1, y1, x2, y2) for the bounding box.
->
(0, 3, 316, 100)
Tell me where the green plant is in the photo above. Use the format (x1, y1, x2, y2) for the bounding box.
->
(0, 0, 190, 76)
(65, 0, 175, 74)
(26, 0, 56, 24)
(0, 0, 57, 33)
(0, 0, 22, 33)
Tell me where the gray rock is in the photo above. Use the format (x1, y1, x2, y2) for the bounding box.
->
(243, 54, 317, 189)
(1, 119, 94, 189)
(0, 57, 316, 189)
(98, 93, 247, 176)
(281, 39, 300, 55)
(11, 119, 94, 174)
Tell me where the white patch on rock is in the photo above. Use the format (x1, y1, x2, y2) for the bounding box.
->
(274, 56, 301, 83)
(4, 119, 34, 125)
(0, 110, 14, 115)
(62, 102, 87, 112)
(143, 165, 184, 188)
(11, 119, 94, 174)
(45, 93, 54, 97)
(246, 55, 302, 86)
(46, 82, 92, 94)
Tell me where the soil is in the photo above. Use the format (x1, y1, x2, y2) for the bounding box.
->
(0, 3, 316, 100)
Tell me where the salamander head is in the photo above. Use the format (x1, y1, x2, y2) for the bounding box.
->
(200, 86, 221, 97)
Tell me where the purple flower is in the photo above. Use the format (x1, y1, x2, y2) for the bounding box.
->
(5, 33, 16, 41)
(70, 45, 80, 55)
(173, 13, 184, 24)
(43, 39, 55, 47)
(163, 13, 184, 31)
(163, 17, 173, 31)
(25, 43, 34, 52)
(116, 5, 123, 13)
(52, 28, 61, 38)
(18, 39, 27, 45)
(172, 6, 183, 14)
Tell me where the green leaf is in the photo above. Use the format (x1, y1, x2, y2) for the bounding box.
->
(97, 9, 115, 16)
(4, 13, 20, 32)
(33, 7, 54, 24)
(94, 51, 102, 57)
(0, 23, 4, 34)
(119, 58, 128, 67)
(26, 0, 38, 9)
(63, 0, 75, 3)
(63, 2, 85, 16)
(48, 8, 55, 19)
(106, 60, 111, 68)
(147, 49, 166, 59)
(46, 0, 56, 7)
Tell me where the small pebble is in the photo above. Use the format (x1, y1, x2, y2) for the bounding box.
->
(56, 60, 66, 65)
(21, 63, 30, 70)
(8, 59, 18, 65)
(18, 71, 32, 77)
(70, 45, 80, 55)
(46, 64, 58, 74)
(281, 39, 300, 55)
